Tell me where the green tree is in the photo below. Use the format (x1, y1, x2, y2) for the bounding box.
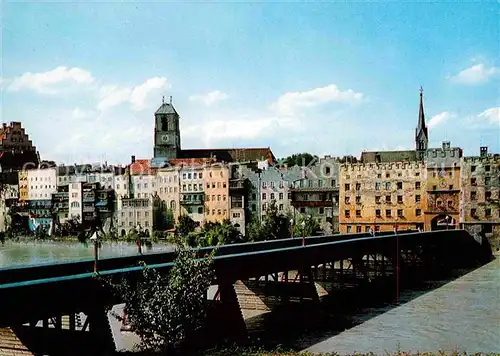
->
(199, 220, 241, 247)
(280, 152, 319, 167)
(293, 214, 321, 237)
(107, 245, 215, 352)
(176, 214, 197, 237)
(247, 201, 292, 242)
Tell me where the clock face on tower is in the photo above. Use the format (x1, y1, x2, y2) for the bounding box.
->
(161, 135, 170, 143)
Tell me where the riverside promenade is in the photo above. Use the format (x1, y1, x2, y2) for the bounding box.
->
(304, 257, 500, 355)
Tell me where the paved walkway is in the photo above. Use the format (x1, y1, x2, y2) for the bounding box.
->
(0, 328, 33, 356)
(304, 258, 500, 355)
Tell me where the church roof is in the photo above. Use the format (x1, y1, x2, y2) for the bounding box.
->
(360, 150, 418, 163)
(155, 103, 178, 115)
(416, 88, 428, 139)
(180, 147, 276, 164)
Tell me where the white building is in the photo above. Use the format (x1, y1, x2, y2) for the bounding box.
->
(69, 182, 83, 222)
(157, 167, 181, 221)
(27, 168, 57, 200)
(179, 165, 205, 225)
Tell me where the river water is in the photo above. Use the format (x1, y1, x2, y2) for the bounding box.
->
(1, 242, 498, 354)
(0, 240, 174, 267)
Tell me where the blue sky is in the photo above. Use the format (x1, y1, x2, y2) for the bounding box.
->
(2, 1, 498, 164)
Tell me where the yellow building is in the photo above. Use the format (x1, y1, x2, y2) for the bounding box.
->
(339, 161, 426, 233)
(204, 163, 230, 223)
(18, 170, 28, 203)
(423, 142, 462, 231)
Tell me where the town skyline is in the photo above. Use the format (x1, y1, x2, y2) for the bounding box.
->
(2, 1, 498, 165)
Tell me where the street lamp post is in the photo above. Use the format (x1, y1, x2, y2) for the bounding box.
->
(301, 220, 306, 246)
(394, 219, 400, 305)
(90, 230, 100, 273)
(289, 218, 294, 239)
(136, 224, 143, 255)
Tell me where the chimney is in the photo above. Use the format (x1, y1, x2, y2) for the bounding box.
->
(480, 146, 488, 158)
(131, 155, 136, 164)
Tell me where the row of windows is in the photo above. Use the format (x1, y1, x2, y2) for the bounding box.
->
(344, 225, 419, 233)
(136, 182, 155, 190)
(207, 209, 227, 216)
(182, 172, 203, 180)
(469, 165, 493, 173)
(345, 195, 422, 204)
(470, 191, 498, 200)
(345, 182, 422, 191)
(30, 177, 53, 182)
(469, 177, 495, 185)
(120, 221, 150, 227)
(292, 179, 337, 188)
(469, 208, 500, 218)
(344, 209, 422, 218)
(120, 211, 150, 218)
(206, 194, 227, 202)
(262, 192, 285, 200)
(30, 185, 55, 190)
(160, 186, 178, 194)
(158, 176, 178, 184)
(345, 171, 421, 180)
(253, 193, 292, 200)
(122, 200, 150, 208)
(181, 171, 225, 180)
(183, 183, 203, 192)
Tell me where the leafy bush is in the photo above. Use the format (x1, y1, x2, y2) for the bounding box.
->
(107, 245, 215, 352)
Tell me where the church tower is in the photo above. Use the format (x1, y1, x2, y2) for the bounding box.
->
(415, 87, 428, 160)
(153, 96, 181, 160)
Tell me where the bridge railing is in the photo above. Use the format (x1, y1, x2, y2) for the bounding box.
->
(0, 230, 417, 285)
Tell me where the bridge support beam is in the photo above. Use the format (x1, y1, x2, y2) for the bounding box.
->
(215, 283, 247, 342)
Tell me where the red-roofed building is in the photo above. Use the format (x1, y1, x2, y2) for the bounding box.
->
(129, 156, 157, 176)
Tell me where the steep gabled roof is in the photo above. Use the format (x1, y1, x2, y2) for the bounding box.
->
(155, 103, 178, 115)
(130, 159, 156, 175)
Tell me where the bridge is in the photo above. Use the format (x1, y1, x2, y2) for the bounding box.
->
(0, 229, 492, 355)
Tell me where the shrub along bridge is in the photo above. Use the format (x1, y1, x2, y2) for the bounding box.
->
(0, 229, 492, 355)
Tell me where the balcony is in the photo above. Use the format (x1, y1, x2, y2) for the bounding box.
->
(180, 194, 204, 205)
(83, 194, 95, 202)
(52, 192, 69, 200)
(291, 200, 335, 207)
(83, 206, 95, 213)
(289, 186, 338, 192)
(53, 203, 69, 211)
(229, 180, 245, 190)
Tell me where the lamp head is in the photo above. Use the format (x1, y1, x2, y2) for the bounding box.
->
(301, 221, 306, 228)
(90, 231, 98, 241)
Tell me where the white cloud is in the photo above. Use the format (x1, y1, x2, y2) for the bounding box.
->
(428, 111, 457, 129)
(189, 90, 229, 106)
(476, 107, 500, 125)
(97, 77, 169, 111)
(7, 66, 94, 94)
(449, 63, 500, 85)
(71, 107, 96, 120)
(183, 114, 300, 148)
(270, 84, 363, 116)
